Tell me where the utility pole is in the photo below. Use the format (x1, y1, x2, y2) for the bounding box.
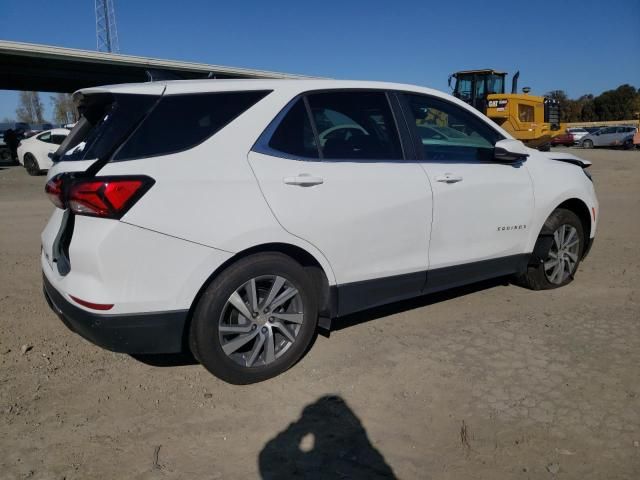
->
(95, 0, 120, 53)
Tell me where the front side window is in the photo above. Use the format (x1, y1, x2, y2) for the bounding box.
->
(403, 93, 501, 161)
(455, 77, 472, 101)
(307, 91, 403, 160)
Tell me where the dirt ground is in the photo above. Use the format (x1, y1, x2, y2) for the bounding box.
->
(1, 148, 639, 479)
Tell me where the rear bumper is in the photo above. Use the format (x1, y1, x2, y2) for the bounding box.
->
(43, 273, 188, 354)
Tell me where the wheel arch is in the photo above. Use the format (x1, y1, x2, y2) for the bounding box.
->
(555, 198, 592, 251)
(531, 198, 592, 263)
(182, 242, 335, 350)
(24, 152, 40, 171)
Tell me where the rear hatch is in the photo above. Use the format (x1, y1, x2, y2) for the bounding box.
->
(43, 86, 164, 277)
(43, 83, 272, 278)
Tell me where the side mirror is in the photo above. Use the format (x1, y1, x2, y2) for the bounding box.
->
(493, 138, 529, 163)
(47, 152, 54, 159)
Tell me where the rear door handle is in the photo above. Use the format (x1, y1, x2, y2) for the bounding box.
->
(283, 174, 324, 187)
(435, 173, 463, 184)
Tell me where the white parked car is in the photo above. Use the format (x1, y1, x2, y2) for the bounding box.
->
(17, 128, 70, 175)
(566, 127, 588, 143)
(42, 80, 598, 384)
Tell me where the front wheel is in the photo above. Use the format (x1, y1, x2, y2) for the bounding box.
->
(190, 253, 318, 384)
(582, 139, 594, 149)
(515, 208, 585, 290)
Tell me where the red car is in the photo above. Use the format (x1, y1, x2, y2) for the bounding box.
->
(550, 131, 575, 147)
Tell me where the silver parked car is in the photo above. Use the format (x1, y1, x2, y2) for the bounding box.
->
(580, 126, 638, 148)
(566, 127, 588, 143)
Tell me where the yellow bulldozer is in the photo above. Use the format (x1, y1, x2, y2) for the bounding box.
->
(449, 69, 562, 150)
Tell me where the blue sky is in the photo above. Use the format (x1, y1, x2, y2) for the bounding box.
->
(1, 0, 639, 121)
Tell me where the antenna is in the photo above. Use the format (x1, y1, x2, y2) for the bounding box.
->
(95, 0, 120, 53)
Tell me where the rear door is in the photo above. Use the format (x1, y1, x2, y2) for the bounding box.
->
(248, 90, 433, 314)
(399, 92, 534, 288)
(34, 131, 55, 162)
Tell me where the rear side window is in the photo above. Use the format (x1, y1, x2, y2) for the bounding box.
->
(51, 134, 67, 145)
(268, 99, 319, 158)
(308, 91, 403, 160)
(115, 90, 270, 161)
(37, 132, 52, 142)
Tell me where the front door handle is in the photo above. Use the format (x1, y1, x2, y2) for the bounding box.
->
(435, 173, 463, 184)
(283, 174, 324, 187)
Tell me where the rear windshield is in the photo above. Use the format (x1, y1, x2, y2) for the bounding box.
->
(56, 90, 270, 163)
(59, 93, 158, 162)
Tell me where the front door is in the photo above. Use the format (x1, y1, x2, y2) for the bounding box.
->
(594, 127, 615, 146)
(399, 93, 534, 288)
(249, 91, 433, 314)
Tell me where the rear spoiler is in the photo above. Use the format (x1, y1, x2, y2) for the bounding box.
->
(541, 151, 592, 168)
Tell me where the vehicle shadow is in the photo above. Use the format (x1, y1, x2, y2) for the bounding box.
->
(130, 351, 198, 367)
(259, 395, 396, 479)
(332, 276, 510, 332)
(129, 277, 510, 367)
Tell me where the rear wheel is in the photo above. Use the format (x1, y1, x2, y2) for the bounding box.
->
(516, 209, 585, 290)
(190, 253, 318, 384)
(24, 153, 41, 176)
(582, 139, 594, 149)
(0, 148, 10, 163)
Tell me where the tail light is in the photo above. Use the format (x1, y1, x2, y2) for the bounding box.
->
(45, 175, 154, 219)
(45, 175, 65, 209)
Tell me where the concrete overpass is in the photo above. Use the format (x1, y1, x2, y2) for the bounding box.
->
(0, 40, 310, 93)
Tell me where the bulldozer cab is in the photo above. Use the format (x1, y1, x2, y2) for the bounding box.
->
(450, 69, 509, 111)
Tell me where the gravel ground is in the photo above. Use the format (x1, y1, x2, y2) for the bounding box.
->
(1, 148, 639, 479)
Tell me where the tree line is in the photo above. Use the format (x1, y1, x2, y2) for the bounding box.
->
(8, 91, 78, 125)
(546, 84, 640, 123)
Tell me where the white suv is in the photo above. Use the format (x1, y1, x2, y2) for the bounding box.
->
(42, 80, 598, 384)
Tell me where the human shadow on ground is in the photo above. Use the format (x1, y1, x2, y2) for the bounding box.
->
(259, 395, 396, 479)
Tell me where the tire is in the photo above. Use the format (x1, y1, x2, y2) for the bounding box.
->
(189, 253, 318, 384)
(0, 148, 10, 163)
(582, 139, 593, 149)
(24, 153, 41, 176)
(515, 208, 585, 290)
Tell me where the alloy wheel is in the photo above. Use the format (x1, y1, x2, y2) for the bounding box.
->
(544, 224, 580, 284)
(218, 275, 304, 368)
